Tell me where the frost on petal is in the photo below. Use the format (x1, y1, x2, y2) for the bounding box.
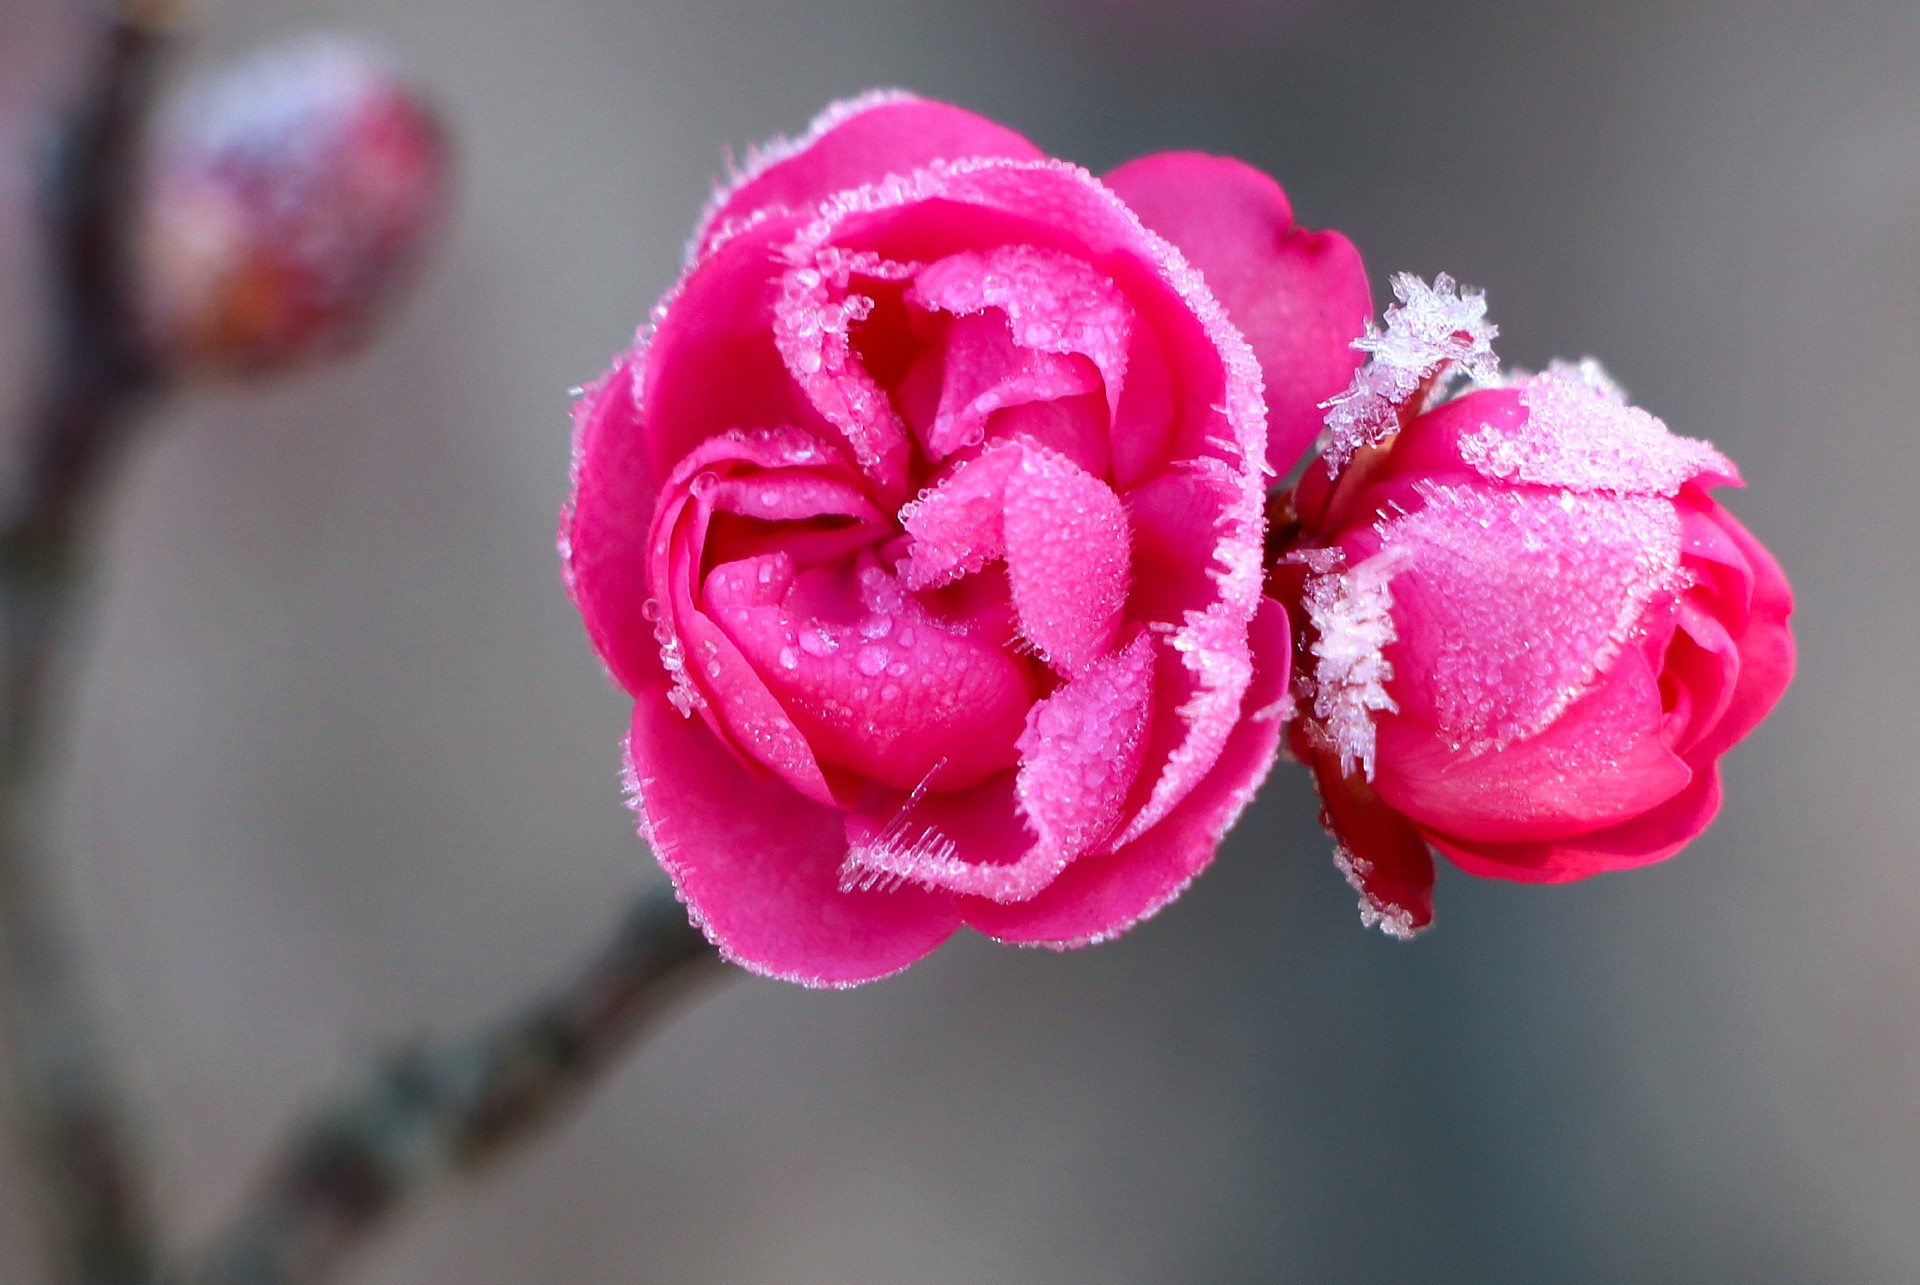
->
(1111, 456, 1265, 848)
(1309, 748, 1434, 938)
(1299, 547, 1406, 780)
(1456, 364, 1739, 496)
(967, 596, 1293, 946)
(837, 633, 1154, 905)
(1334, 846, 1416, 938)
(1322, 272, 1500, 473)
(898, 437, 1129, 675)
(689, 91, 1045, 263)
(628, 686, 960, 988)
(1002, 443, 1130, 674)
(896, 439, 1022, 589)
(1101, 151, 1373, 478)
(1379, 482, 1688, 752)
(907, 311, 1103, 461)
(773, 246, 919, 493)
(909, 244, 1133, 423)
(1015, 632, 1155, 858)
(705, 554, 1031, 791)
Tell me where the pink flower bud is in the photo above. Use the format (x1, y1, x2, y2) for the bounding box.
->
(1274, 276, 1795, 937)
(138, 38, 449, 379)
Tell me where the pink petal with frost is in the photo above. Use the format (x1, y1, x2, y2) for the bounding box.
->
(903, 310, 1102, 460)
(1372, 482, 1686, 750)
(563, 355, 662, 693)
(1002, 443, 1130, 674)
(1373, 636, 1692, 843)
(1015, 631, 1155, 859)
(704, 553, 1031, 790)
(841, 770, 1034, 895)
(1455, 367, 1739, 496)
(1103, 151, 1372, 478)
(909, 243, 1132, 425)
(986, 393, 1110, 478)
(962, 595, 1291, 945)
(628, 685, 961, 987)
(651, 488, 838, 806)
(836, 634, 1152, 904)
(641, 212, 823, 477)
(896, 437, 1022, 590)
(1310, 748, 1434, 939)
(773, 249, 915, 496)
(690, 92, 1044, 262)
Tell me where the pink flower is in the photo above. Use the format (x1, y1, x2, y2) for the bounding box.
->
(563, 92, 1371, 985)
(140, 38, 449, 378)
(1273, 276, 1795, 937)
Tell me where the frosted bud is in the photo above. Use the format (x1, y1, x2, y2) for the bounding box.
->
(138, 37, 450, 379)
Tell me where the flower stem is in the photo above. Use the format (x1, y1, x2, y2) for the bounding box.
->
(0, 5, 171, 1284)
(185, 883, 726, 1285)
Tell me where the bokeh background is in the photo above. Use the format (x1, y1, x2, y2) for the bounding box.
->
(0, 0, 1913, 1280)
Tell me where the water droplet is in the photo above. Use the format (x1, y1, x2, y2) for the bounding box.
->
(857, 644, 890, 677)
(779, 646, 799, 670)
(859, 615, 893, 640)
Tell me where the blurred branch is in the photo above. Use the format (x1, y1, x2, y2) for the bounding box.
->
(0, 3, 174, 1284)
(186, 882, 727, 1285)
(5, 7, 724, 1285)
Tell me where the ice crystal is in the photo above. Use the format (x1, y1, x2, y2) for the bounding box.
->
(1299, 548, 1407, 780)
(1457, 363, 1736, 497)
(1332, 844, 1417, 940)
(1321, 272, 1500, 472)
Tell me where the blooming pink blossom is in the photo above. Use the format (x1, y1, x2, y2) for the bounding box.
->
(563, 92, 1371, 985)
(140, 39, 449, 378)
(1274, 276, 1795, 936)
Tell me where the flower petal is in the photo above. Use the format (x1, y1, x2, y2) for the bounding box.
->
(562, 355, 661, 692)
(1373, 638, 1692, 843)
(629, 684, 962, 987)
(1002, 442, 1130, 675)
(1677, 499, 1796, 762)
(1103, 151, 1372, 478)
(1309, 747, 1435, 939)
(963, 595, 1292, 945)
(1427, 763, 1722, 885)
(691, 92, 1046, 262)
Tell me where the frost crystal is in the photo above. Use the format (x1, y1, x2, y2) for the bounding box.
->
(1332, 845, 1417, 940)
(1321, 272, 1500, 472)
(1299, 548, 1407, 780)
(1457, 363, 1737, 497)
(1373, 482, 1687, 752)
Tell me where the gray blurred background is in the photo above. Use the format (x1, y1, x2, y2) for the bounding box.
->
(0, 0, 1912, 1281)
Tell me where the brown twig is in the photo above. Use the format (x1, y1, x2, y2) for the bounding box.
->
(0, 5, 172, 1284)
(185, 882, 726, 1285)
(6, 8, 729, 1285)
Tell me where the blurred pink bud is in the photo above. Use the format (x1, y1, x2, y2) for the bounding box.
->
(1273, 275, 1794, 937)
(139, 37, 449, 379)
